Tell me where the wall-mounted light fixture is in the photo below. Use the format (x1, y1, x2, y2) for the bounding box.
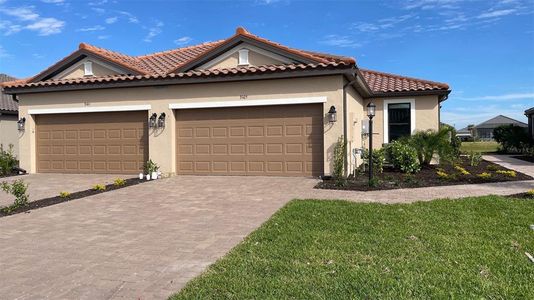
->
(17, 117, 26, 131)
(328, 106, 337, 123)
(157, 112, 166, 128)
(149, 113, 157, 128)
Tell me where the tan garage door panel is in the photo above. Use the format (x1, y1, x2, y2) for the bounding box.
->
(36, 111, 148, 174)
(176, 104, 323, 176)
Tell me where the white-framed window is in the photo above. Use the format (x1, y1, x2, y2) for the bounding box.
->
(83, 61, 94, 76)
(383, 99, 416, 144)
(238, 49, 249, 65)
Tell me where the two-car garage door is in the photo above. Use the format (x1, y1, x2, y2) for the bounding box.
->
(175, 104, 324, 176)
(36, 111, 148, 174)
(34, 104, 324, 176)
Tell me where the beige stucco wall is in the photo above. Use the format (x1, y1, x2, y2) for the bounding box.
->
(345, 85, 364, 174)
(0, 114, 19, 157)
(60, 62, 120, 79)
(17, 75, 345, 176)
(207, 50, 286, 69)
(362, 95, 440, 149)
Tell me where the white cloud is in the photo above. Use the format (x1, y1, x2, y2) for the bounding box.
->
(77, 25, 105, 32)
(456, 93, 534, 101)
(477, 9, 516, 19)
(256, 0, 283, 4)
(89, 0, 109, 5)
(32, 53, 45, 59)
(320, 34, 362, 48)
(26, 17, 65, 35)
(143, 21, 164, 42)
(105, 17, 117, 24)
(91, 7, 105, 14)
(119, 11, 139, 23)
(41, 0, 65, 3)
(0, 5, 65, 36)
(174, 36, 192, 46)
(97, 35, 110, 40)
(0, 6, 39, 21)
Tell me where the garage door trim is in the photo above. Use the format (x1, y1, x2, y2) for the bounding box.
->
(29, 104, 151, 115)
(169, 96, 326, 110)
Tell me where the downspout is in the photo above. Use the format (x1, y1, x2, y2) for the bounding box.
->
(438, 94, 448, 128)
(342, 72, 357, 176)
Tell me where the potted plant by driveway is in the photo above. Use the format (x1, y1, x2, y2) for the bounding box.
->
(144, 159, 160, 180)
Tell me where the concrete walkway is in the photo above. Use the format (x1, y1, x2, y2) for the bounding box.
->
(483, 154, 534, 177)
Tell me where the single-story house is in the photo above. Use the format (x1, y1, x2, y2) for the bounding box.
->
(2, 27, 450, 177)
(526, 107, 534, 139)
(0, 74, 19, 156)
(457, 115, 528, 141)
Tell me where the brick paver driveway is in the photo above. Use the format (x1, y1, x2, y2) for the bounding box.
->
(0, 175, 318, 299)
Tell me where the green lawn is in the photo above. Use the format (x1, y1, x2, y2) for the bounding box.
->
(461, 141, 500, 153)
(172, 196, 534, 299)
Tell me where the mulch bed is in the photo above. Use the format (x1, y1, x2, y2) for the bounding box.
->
(512, 155, 534, 163)
(317, 158, 533, 191)
(506, 192, 534, 200)
(0, 178, 145, 218)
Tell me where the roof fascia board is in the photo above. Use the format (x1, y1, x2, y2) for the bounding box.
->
(5, 68, 349, 94)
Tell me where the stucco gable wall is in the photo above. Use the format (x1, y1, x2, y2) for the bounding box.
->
(0, 114, 19, 158)
(56, 60, 121, 80)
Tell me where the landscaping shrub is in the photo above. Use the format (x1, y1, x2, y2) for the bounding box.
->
(363, 148, 385, 174)
(0, 144, 17, 176)
(436, 170, 449, 180)
(527, 189, 534, 196)
(385, 141, 420, 173)
(477, 172, 492, 179)
(441, 123, 462, 157)
(403, 127, 456, 166)
(496, 170, 516, 177)
(93, 184, 106, 191)
(144, 159, 160, 174)
(1, 179, 29, 209)
(59, 191, 71, 198)
(468, 151, 482, 166)
(493, 125, 531, 153)
(332, 137, 346, 187)
(114, 178, 126, 187)
(454, 165, 470, 175)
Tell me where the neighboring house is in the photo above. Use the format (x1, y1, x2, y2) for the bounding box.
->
(526, 107, 534, 139)
(2, 27, 450, 177)
(0, 74, 19, 157)
(457, 115, 528, 141)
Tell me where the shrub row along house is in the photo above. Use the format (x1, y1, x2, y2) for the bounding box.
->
(2, 27, 450, 177)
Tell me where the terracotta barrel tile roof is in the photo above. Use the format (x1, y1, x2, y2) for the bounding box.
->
(360, 69, 449, 93)
(2, 27, 449, 96)
(0, 74, 19, 112)
(4, 62, 352, 89)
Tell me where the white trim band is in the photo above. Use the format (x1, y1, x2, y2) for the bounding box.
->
(383, 98, 416, 144)
(28, 105, 152, 115)
(169, 97, 327, 110)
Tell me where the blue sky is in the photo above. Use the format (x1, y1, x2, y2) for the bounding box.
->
(0, 0, 533, 129)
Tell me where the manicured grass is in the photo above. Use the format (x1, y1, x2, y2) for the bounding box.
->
(461, 141, 500, 153)
(172, 196, 534, 299)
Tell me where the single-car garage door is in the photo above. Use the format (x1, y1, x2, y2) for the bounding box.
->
(176, 104, 323, 176)
(36, 111, 148, 174)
